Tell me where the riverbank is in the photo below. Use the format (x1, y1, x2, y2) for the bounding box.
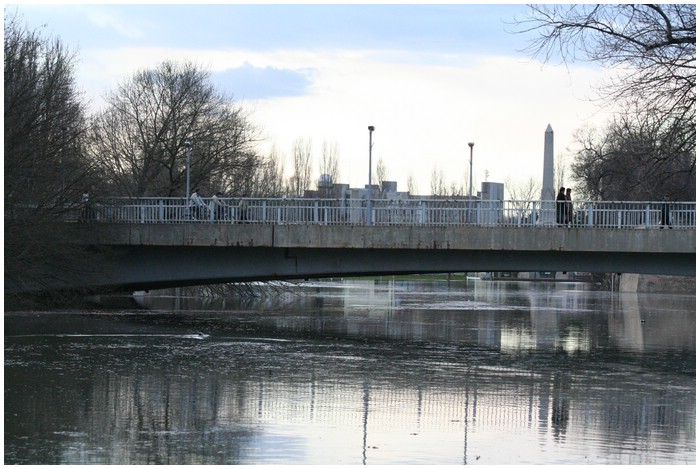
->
(627, 274, 696, 293)
(372, 272, 695, 294)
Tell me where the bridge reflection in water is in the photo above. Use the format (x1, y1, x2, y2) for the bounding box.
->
(4, 280, 694, 464)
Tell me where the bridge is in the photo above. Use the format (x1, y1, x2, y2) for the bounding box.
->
(67, 196, 695, 292)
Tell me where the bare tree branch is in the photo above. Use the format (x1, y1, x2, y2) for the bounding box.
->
(87, 61, 262, 197)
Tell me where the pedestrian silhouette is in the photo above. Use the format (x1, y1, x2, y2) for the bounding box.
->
(660, 195, 672, 228)
(190, 188, 207, 220)
(556, 187, 567, 225)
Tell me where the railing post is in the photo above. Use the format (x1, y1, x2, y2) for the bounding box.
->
(645, 203, 651, 228)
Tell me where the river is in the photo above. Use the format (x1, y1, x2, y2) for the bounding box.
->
(4, 278, 696, 464)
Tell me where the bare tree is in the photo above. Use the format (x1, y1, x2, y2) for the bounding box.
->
(4, 15, 90, 210)
(449, 182, 465, 197)
(374, 157, 387, 190)
(505, 176, 541, 225)
(516, 4, 695, 117)
(555, 152, 568, 191)
(570, 111, 695, 200)
(516, 4, 695, 200)
(319, 140, 340, 186)
(406, 174, 416, 195)
(288, 137, 313, 196)
(430, 166, 448, 196)
(4, 14, 102, 297)
(506, 176, 541, 201)
(251, 145, 286, 197)
(87, 60, 261, 197)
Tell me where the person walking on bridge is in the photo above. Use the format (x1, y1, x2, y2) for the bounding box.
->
(210, 191, 226, 221)
(237, 195, 249, 223)
(189, 188, 207, 220)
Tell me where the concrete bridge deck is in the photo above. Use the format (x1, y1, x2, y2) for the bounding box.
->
(85, 223, 694, 292)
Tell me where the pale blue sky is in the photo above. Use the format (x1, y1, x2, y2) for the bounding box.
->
(14, 5, 527, 53)
(9, 3, 611, 195)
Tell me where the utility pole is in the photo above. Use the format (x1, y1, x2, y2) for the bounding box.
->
(367, 126, 375, 225)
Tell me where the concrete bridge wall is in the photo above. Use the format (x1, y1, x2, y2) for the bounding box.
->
(90, 223, 693, 252)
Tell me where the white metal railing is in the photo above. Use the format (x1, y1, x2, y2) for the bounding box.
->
(70, 197, 696, 229)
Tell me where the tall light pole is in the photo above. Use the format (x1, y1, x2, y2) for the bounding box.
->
(367, 126, 375, 225)
(185, 140, 192, 218)
(468, 142, 474, 198)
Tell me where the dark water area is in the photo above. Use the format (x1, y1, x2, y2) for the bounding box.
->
(4, 279, 696, 464)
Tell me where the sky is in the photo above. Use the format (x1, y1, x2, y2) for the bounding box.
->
(8, 2, 616, 196)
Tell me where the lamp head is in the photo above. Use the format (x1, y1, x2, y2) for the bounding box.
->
(368, 126, 375, 132)
(468, 142, 474, 148)
(185, 140, 192, 148)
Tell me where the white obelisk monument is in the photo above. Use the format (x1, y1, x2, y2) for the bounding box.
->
(540, 124, 555, 224)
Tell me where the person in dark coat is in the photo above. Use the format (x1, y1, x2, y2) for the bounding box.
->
(660, 194, 672, 228)
(556, 187, 567, 225)
(565, 188, 573, 225)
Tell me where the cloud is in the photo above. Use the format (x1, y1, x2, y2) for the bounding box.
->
(246, 50, 613, 195)
(210, 64, 314, 100)
(84, 9, 146, 40)
(75, 43, 612, 195)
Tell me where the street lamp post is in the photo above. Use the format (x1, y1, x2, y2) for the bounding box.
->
(468, 142, 474, 198)
(185, 140, 192, 219)
(367, 126, 375, 225)
(468, 142, 475, 225)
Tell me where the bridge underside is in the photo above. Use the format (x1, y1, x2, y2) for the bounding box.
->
(99, 245, 695, 292)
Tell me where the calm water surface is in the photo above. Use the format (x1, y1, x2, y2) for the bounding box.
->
(4, 279, 696, 464)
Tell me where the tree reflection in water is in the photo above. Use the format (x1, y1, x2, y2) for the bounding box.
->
(4, 280, 695, 464)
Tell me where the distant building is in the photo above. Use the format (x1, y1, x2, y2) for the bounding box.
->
(305, 178, 505, 204)
(478, 181, 504, 225)
(306, 178, 412, 200)
(479, 182, 504, 201)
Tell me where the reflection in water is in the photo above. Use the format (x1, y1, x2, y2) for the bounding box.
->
(4, 280, 695, 464)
